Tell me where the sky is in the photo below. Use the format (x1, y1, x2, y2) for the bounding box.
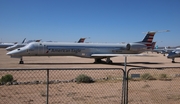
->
(0, 0, 180, 46)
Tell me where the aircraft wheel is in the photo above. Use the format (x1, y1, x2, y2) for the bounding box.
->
(19, 61, 24, 64)
(94, 59, 102, 64)
(107, 60, 113, 64)
(106, 57, 113, 64)
(172, 60, 175, 63)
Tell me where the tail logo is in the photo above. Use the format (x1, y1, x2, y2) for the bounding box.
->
(142, 32, 155, 43)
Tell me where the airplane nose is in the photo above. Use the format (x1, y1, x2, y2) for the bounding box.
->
(167, 54, 170, 58)
(7, 49, 17, 56)
(167, 51, 176, 58)
(7, 51, 13, 55)
(6, 48, 24, 58)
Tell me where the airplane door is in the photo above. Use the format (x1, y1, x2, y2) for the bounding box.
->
(38, 43, 44, 55)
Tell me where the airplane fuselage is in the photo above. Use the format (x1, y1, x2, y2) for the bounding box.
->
(7, 42, 147, 58)
(6, 31, 157, 64)
(0, 43, 15, 48)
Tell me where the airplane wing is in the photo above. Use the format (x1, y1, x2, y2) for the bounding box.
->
(91, 54, 154, 57)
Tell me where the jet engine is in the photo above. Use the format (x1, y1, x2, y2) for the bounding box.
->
(126, 43, 147, 51)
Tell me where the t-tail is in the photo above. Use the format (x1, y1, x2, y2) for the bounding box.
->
(137, 31, 156, 49)
(22, 38, 26, 44)
(77, 38, 86, 43)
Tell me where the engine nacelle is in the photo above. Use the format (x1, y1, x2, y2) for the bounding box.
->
(126, 43, 147, 51)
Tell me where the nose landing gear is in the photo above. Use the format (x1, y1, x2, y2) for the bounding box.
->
(19, 57, 24, 64)
(172, 58, 175, 63)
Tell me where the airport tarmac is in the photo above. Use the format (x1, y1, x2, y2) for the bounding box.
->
(0, 48, 180, 69)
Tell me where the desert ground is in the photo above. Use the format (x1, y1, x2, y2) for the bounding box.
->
(1, 48, 180, 69)
(0, 48, 180, 104)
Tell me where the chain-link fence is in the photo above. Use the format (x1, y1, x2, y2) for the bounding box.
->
(1, 67, 180, 104)
(127, 67, 180, 104)
(0, 68, 124, 104)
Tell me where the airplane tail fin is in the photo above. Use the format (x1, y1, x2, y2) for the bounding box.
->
(155, 45, 158, 49)
(22, 38, 26, 44)
(142, 32, 156, 43)
(139, 31, 156, 49)
(78, 38, 86, 43)
(151, 42, 156, 50)
(164, 47, 168, 52)
(14, 42, 18, 44)
(35, 39, 41, 42)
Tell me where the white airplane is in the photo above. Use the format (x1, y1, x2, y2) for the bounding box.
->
(7, 31, 157, 64)
(6, 38, 41, 51)
(0, 42, 17, 48)
(153, 46, 174, 56)
(167, 48, 180, 63)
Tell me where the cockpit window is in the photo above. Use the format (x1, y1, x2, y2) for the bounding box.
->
(25, 42, 35, 49)
(18, 49, 20, 50)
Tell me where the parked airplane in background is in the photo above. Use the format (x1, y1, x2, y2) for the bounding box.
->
(167, 48, 180, 63)
(7, 31, 158, 64)
(153, 47, 173, 56)
(0, 42, 17, 48)
(77, 38, 86, 43)
(6, 38, 41, 51)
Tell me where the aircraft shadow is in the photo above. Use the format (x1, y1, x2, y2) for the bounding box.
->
(172, 62, 180, 64)
(110, 62, 163, 68)
(25, 63, 95, 65)
(24, 61, 163, 68)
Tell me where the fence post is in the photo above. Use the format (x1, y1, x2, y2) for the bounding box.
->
(124, 56, 128, 104)
(122, 56, 128, 104)
(46, 69, 49, 104)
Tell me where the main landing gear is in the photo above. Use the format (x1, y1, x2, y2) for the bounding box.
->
(106, 57, 113, 64)
(19, 57, 24, 64)
(94, 59, 102, 64)
(94, 58, 113, 64)
(172, 58, 175, 63)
